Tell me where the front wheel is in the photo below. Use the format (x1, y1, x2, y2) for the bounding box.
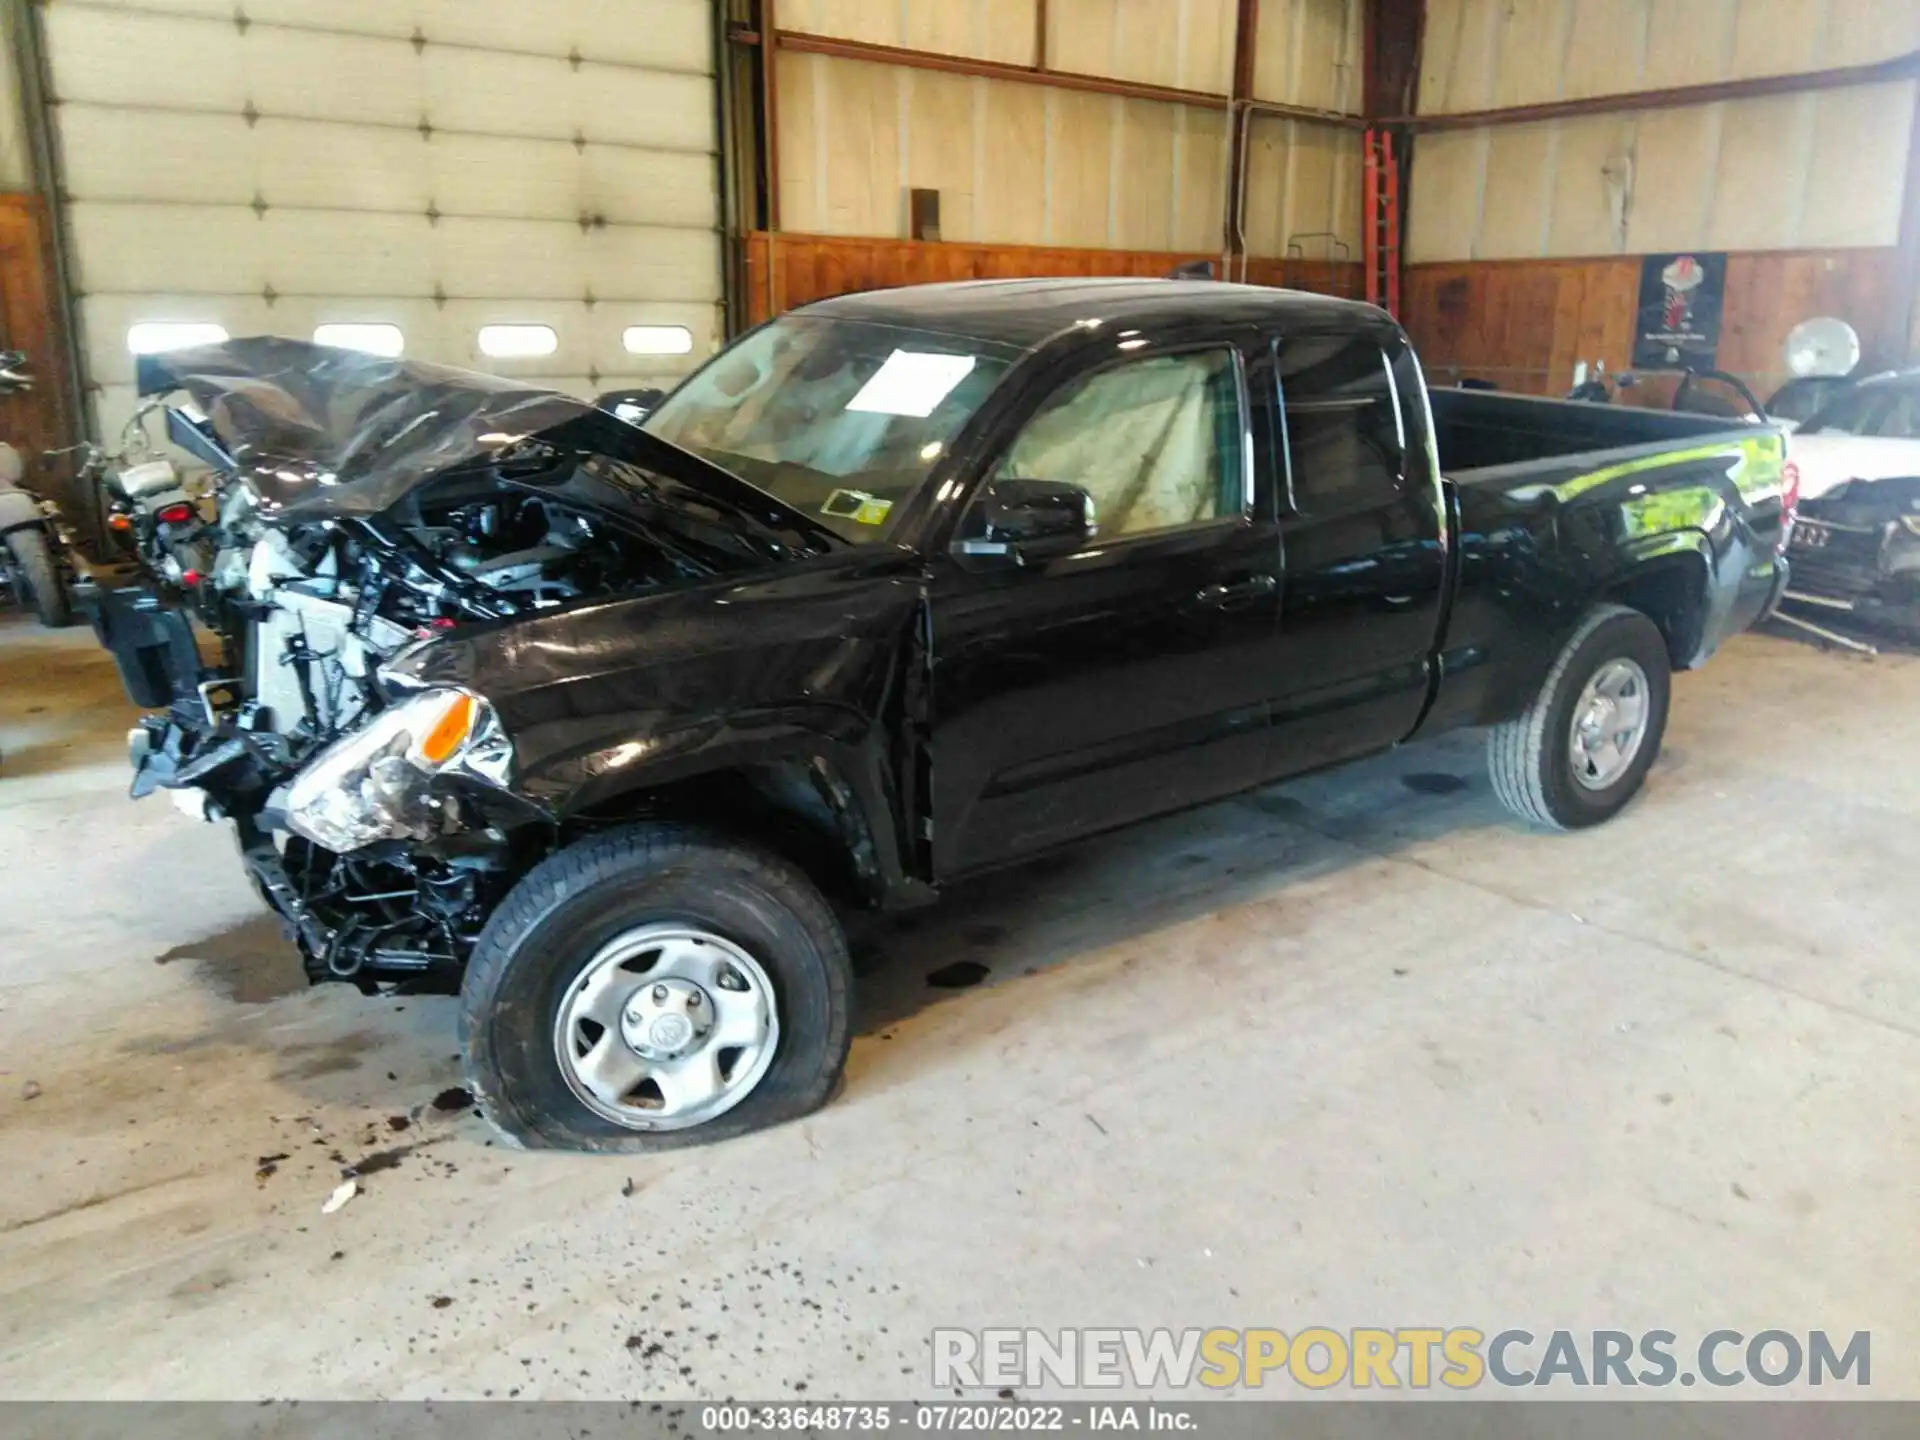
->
(5, 528, 71, 628)
(1489, 604, 1672, 830)
(459, 824, 853, 1152)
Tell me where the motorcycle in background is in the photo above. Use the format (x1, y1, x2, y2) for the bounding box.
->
(61, 399, 219, 598)
(0, 351, 77, 628)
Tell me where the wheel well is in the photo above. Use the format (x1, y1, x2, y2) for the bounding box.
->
(559, 760, 880, 909)
(1608, 558, 1708, 669)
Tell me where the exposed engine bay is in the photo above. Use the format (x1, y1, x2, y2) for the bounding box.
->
(98, 338, 830, 993)
(222, 483, 673, 742)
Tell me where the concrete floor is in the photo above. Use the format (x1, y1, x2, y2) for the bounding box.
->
(0, 610, 1915, 1400)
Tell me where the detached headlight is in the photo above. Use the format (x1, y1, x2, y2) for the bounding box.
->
(284, 689, 509, 854)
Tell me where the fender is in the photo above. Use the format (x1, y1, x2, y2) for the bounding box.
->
(386, 549, 935, 907)
(0, 485, 46, 539)
(1612, 532, 1715, 665)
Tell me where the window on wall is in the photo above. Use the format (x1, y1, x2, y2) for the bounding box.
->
(994, 349, 1246, 541)
(477, 324, 558, 359)
(623, 325, 694, 356)
(314, 323, 405, 357)
(1275, 336, 1406, 513)
(127, 322, 229, 355)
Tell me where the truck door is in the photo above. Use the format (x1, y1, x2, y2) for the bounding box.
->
(1260, 329, 1448, 779)
(925, 338, 1286, 877)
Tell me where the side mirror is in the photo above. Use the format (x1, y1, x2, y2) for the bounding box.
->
(595, 387, 667, 425)
(960, 478, 1096, 563)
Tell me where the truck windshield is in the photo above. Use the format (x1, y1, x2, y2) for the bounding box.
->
(644, 316, 1017, 543)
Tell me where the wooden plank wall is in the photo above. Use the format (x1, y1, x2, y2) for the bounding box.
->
(745, 232, 1364, 324)
(1403, 247, 1905, 398)
(0, 195, 77, 471)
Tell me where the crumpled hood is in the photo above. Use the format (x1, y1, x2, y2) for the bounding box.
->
(136, 338, 847, 557)
(136, 337, 617, 522)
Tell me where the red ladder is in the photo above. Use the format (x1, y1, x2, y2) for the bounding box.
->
(1362, 127, 1400, 316)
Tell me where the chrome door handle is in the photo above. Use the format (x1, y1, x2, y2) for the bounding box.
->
(1193, 574, 1278, 608)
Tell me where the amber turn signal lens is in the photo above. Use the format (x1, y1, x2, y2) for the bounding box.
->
(418, 693, 477, 766)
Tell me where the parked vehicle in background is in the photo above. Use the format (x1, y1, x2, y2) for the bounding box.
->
(73, 400, 222, 600)
(0, 351, 76, 628)
(1770, 372, 1920, 644)
(1763, 374, 1856, 425)
(1776, 370, 1920, 502)
(93, 283, 1789, 1153)
(1783, 473, 1920, 641)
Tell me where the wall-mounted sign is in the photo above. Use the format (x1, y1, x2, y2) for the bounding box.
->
(1633, 252, 1727, 369)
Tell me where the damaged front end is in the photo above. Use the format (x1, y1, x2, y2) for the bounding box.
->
(1785, 474, 1920, 637)
(246, 685, 544, 991)
(117, 596, 544, 991)
(109, 339, 831, 992)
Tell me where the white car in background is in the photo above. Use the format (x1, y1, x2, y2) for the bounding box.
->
(1778, 370, 1920, 648)
(1784, 370, 1920, 502)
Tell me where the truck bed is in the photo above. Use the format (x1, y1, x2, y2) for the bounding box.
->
(1428, 387, 1760, 480)
(1410, 383, 1789, 742)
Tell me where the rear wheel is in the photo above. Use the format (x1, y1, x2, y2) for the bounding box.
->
(1489, 604, 1672, 830)
(5, 528, 71, 628)
(460, 823, 852, 1152)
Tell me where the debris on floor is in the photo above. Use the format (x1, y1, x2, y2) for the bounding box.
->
(321, 1179, 359, 1215)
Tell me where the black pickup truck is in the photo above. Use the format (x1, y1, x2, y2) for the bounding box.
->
(103, 281, 1790, 1152)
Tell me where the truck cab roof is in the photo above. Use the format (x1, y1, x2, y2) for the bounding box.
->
(797, 278, 1388, 351)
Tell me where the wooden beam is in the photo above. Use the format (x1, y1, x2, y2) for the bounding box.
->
(1364, 0, 1425, 122)
(1223, 0, 1259, 265)
(1898, 73, 1920, 361)
(758, 28, 1365, 128)
(1396, 48, 1920, 131)
(760, 0, 780, 319)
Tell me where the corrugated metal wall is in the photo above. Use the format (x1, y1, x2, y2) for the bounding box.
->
(40, 0, 727, 434)
(775, 0, 1365, 262)
(0, 6, 30, 190)
(1408, 0, 1920, 262)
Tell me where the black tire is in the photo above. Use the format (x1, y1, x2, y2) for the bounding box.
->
(1488, 604, 1672, 830)
(6, 529, 71, 628)
(460, 823, 853, 1153)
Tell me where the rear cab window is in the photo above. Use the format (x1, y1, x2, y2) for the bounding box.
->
(1273, 333, 1414, 514)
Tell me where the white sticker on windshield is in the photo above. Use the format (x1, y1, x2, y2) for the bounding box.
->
(845, 351, 977, 419)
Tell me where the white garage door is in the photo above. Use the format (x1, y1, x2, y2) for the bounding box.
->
(43, 0, 725, 436)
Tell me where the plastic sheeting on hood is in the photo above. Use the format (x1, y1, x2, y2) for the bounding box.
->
(135, 337, 601, 521)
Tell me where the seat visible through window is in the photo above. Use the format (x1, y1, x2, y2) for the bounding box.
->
(995, 350, 1243, 539)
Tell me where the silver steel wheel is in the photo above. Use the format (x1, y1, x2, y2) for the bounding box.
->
(1568, 657, 1651, 791)
(553, 923, 779, 1132)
